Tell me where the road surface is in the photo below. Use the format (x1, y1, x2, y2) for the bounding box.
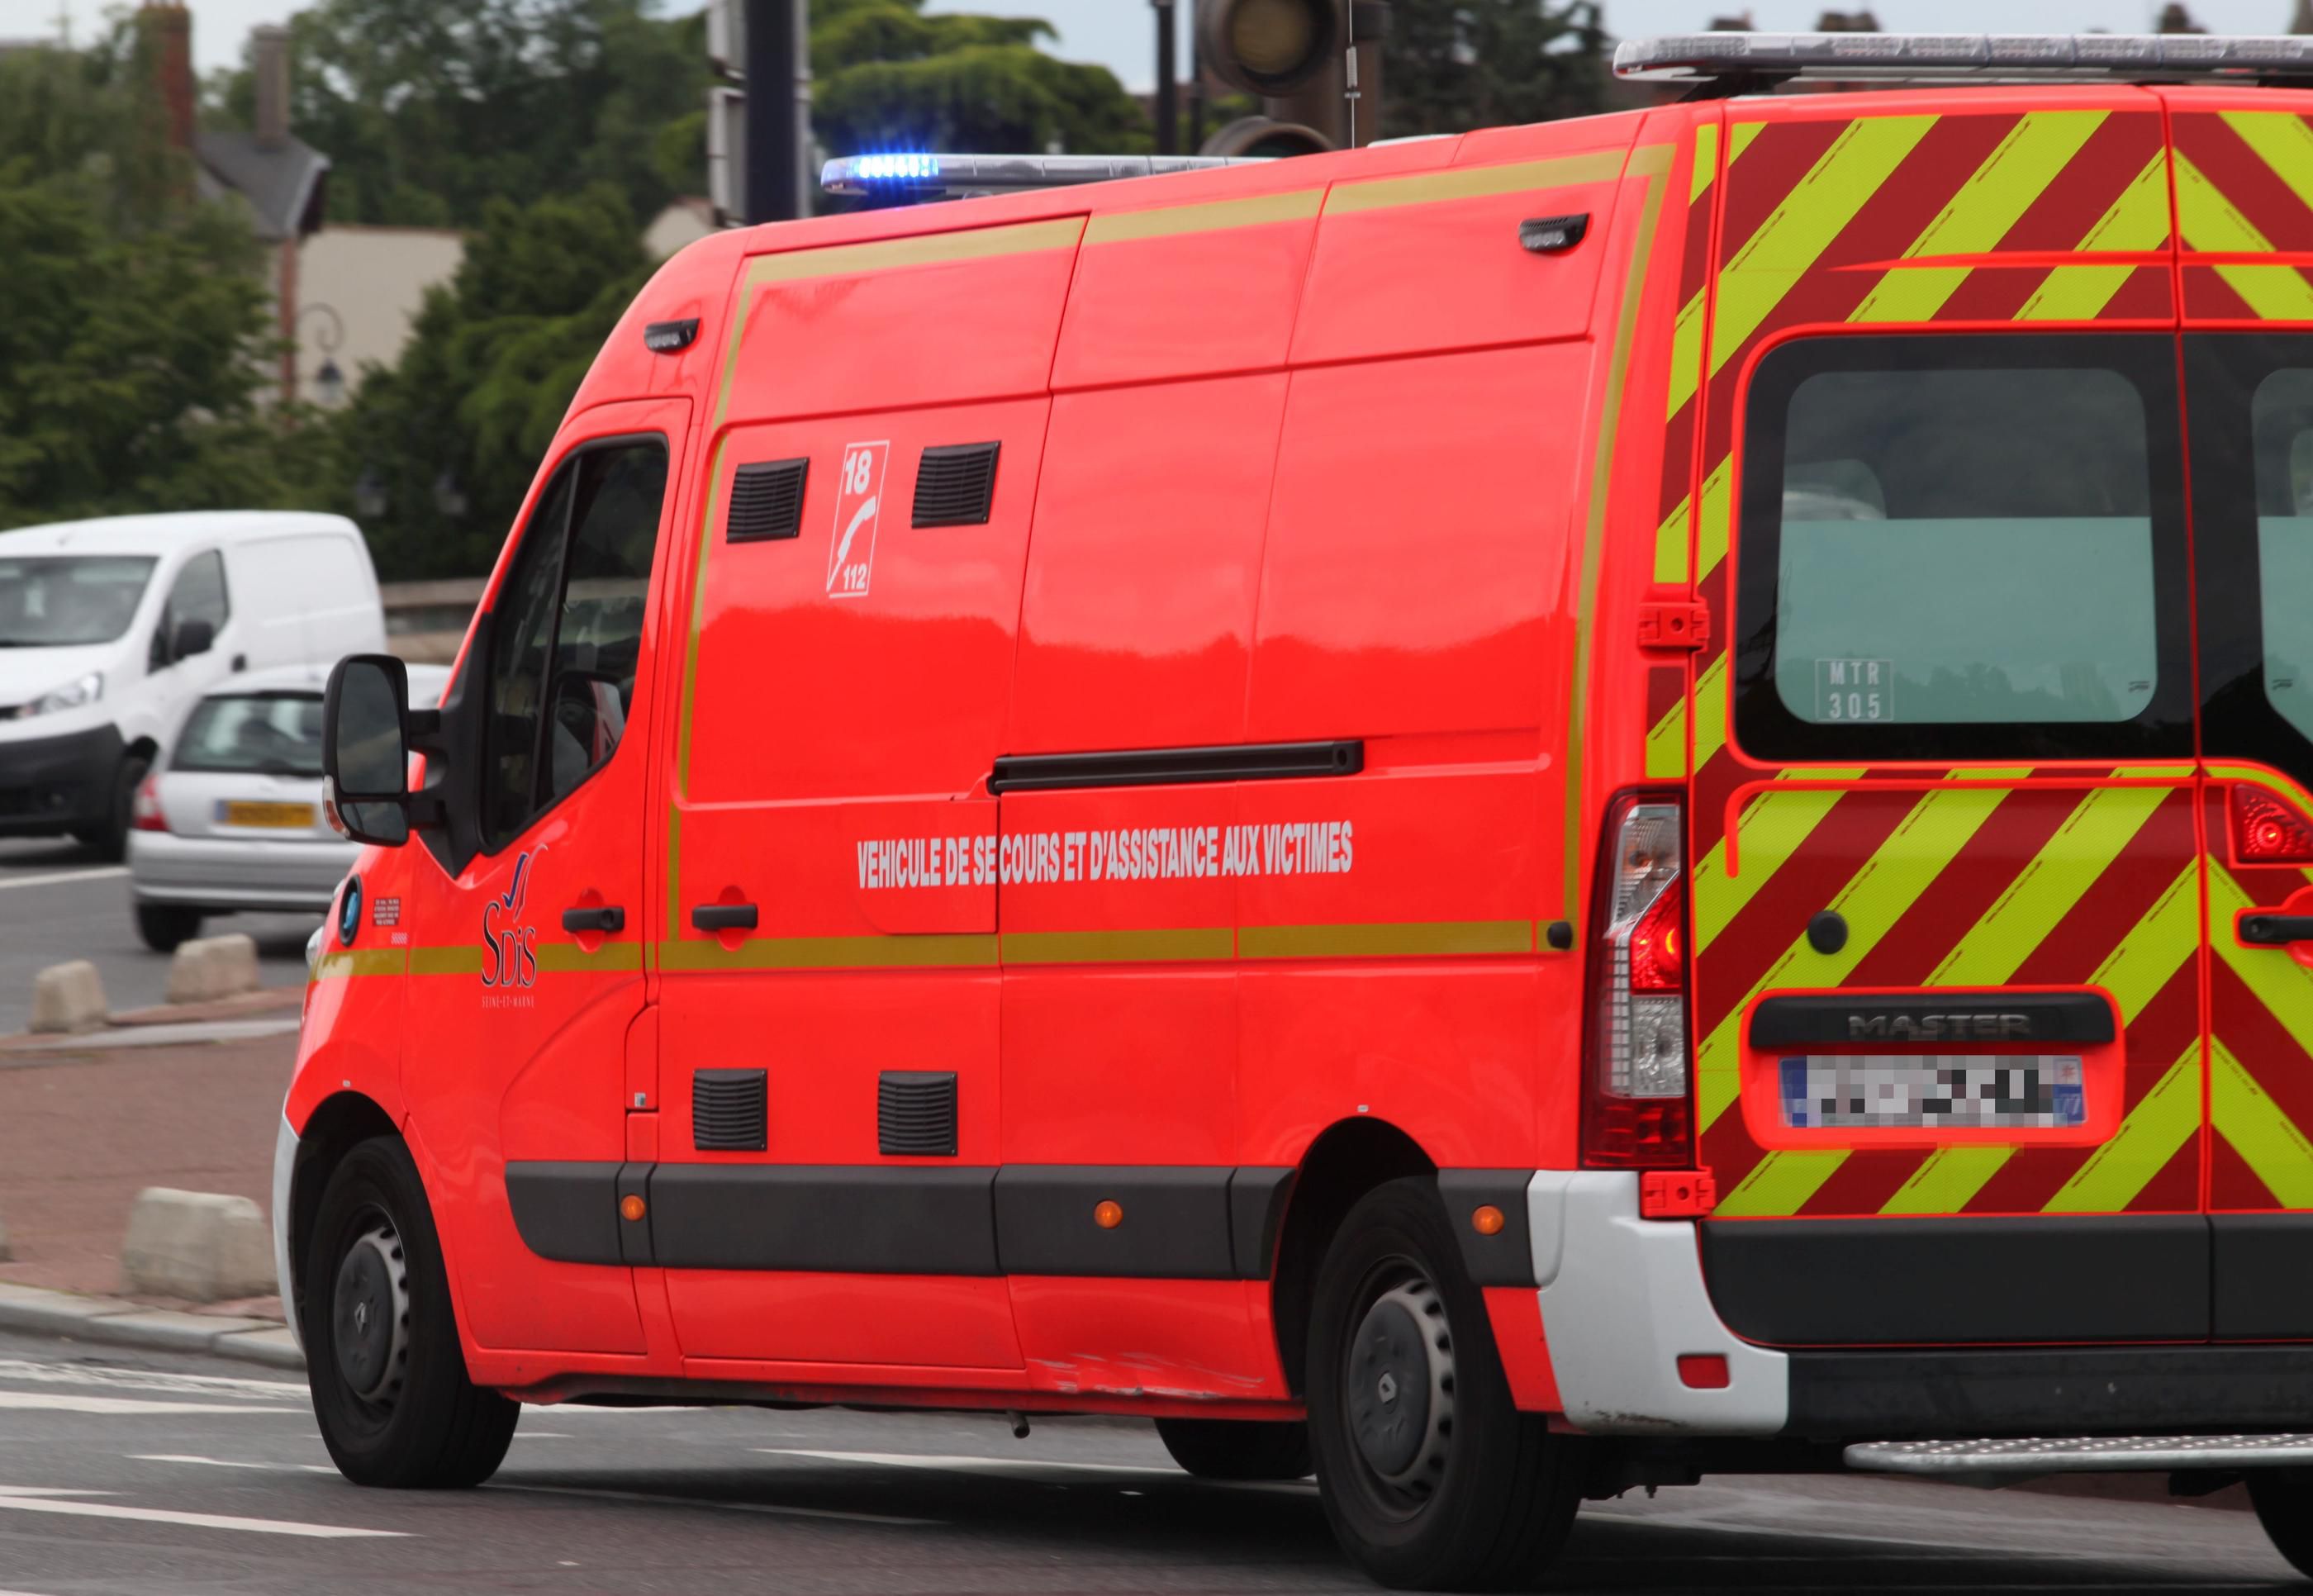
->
(0, 838, 314, 1034)
(0, 1328, 2299, 1595)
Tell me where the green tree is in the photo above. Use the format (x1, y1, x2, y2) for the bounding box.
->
(326, 185, 650, 578)
(1383, 0, 1608, 139)
(811, 0, 1150, 158)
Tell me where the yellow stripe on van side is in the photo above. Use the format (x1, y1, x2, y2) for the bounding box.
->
(1238, 919, 1535, 960)
(2175, 152, 2313, 320)
(1323, 149, 1628, 216)
(1666, 291, 1707, 422)
(1653, 495, 1691, 585)
(2212, 1035, 2313, 1210)
(1691, 457, 1733, 587)
(1688, 651, 1730, 770)
(2017, 150, 2173, 322)
(1710, 116, 1939, 376)
(1085, 188, 1322, 244)
(1848, 111, 2108, 325)
(1562, 145, 1674, 924)
(659, 933, 1000, 971)
(2219, 110, 2313, 214)
(1001, 927, 1233, 964)
(408, 945, 484, 976)
(1646, 697, 1686, 781)
(312, 948, 403, 980)
(1692, 121, 1722, 205)
(742, 217, 1085, 289)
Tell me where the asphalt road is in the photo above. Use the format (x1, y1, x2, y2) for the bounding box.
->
(0, 838, 315, 1034)
(0, 1328, 2301, 1596)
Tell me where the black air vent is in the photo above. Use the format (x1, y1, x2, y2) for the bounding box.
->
(727, 458, 808, 544)
(693, 1068, 767, 1152)
(911, 443, 1000, 527)
(879, 1071, 958, 1157)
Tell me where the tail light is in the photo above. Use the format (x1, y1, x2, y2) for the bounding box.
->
(2232, 784, 2313, 866)
(130, 774, 169, 834)
(1583, 791, 1694, 1169)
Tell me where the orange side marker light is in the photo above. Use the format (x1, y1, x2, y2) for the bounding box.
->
(1094, 1199, 1124, 1229)
(620, 1195, 648, 1223)
(1472, 1204, 1507, 1237)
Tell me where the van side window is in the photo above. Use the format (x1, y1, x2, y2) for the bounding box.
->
(2247, 368, 2313, 744)
(481, 439, 666, 851)
(150, 549, 230, 671)
(1732, 335, 2193, 763)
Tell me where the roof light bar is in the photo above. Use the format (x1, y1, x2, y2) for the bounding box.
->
(1613, 31, 2313, 83)
(822, 152, 1271, 199)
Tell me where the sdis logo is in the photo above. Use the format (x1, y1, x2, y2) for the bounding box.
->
(482, 850, 539, 989)
(826, 440, 889, 601)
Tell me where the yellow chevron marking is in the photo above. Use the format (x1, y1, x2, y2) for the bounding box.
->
(1926, 784, 2176, 988)
(1698, 780, 2016, 1133)
(1690, 651, 1728, 772)
(2092, 860, 2203, 1022)
(2176, 151, 2313, 321)
(1715, 1150, 1853, 1218)
(1881, 1146, 2015, 1215)
(1730, 121, 1769, 164)
(1849, 111, 2109, 325)
(1693, 765, 1869, 952)
(2211, 865, 2313, 1038)
(2043, 1040, 2201, 1214)
(2212, 1035, 2313, 1209)
(1646, 696, 1687, 780)
(1692, 456, 1734, 588)
(1668, 291, 1707, 421)
(2219, 110, 2313, 215)
(1692, 121, 1722, 205)
(1711, 116, 1939, 377)
(1654, 494, 1691, 584)
(2018, 150, 2172, 321)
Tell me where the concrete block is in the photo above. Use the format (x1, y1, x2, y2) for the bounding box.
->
(28, 960, 106, 1033)
(166, 934, 261, 1005)
(120, 1188, 276, 1303)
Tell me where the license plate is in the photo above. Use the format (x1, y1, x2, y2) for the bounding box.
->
(1780, 1054, 2086, 1130)
(218, 800, 316, 829)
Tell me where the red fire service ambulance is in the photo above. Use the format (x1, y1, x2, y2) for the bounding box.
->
(291, 31, 2313, 1588)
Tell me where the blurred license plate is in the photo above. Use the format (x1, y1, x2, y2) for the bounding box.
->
(1780, 1053, 2086, 1130)
(219, 800, 315, 829)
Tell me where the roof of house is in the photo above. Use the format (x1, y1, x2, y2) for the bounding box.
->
(196, 130, 330, 242)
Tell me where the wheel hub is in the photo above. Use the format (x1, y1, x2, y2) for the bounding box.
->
(1346, 1278, 1456, 1494)
(332, 1222, 410, 1406)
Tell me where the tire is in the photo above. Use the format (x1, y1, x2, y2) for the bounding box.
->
(1307, 1177, 1584, 1591)
(2250, 1470, 2313, 1580)
(79, 754, 147, 862)
(134, 904, 202, 953)
(304, 1137, 518, 1488)
(1156, 1417, 1313, 1480)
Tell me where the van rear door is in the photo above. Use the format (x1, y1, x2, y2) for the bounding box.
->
(1677, 97, 2207, 1346)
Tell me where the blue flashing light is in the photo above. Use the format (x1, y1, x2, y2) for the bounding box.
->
(853, 153, 939, 183)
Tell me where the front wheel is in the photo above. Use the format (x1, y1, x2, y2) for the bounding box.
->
(2250, 1470, 2313, 1580)
(76, 754, 147, 862)
(305, 1138, 517, 1487)
(1156, 1417, 1312, 1480)
(1307, 1177, 1584, 1591)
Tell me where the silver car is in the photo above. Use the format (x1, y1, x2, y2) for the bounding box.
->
(126, 662, 448, 951)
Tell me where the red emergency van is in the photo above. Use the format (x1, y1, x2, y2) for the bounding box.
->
(292, 33, 2313, 1587)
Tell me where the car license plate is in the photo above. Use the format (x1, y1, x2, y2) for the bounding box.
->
(218, 800, 316, 829)
(1779, 1053, 2086, 1130)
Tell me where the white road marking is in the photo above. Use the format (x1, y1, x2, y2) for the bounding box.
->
(0, 867, 129, 892)
(754, 1447, 1317, 1494)
(0, 1393, 296, 1416)
(0, 1358, 303, 1399)
(0, 1486, 403, 1539)
(487, 1480, 939, 1527)
(131, 1454, 335, 1474)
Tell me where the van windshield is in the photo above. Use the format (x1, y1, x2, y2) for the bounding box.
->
(0, 556, 158, 647)
(172, 692, 325, 777)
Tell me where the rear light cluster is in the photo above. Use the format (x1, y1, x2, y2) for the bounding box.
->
(1583, 792, 1694, 1169)
(130, 775, 169, 834)
(2232, 784, 2313, 865)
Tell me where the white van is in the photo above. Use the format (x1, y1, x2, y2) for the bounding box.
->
(0, 511, 383, 858)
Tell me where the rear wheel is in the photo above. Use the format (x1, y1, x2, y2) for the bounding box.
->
(134, 904, 202, 952)
(1156, 1417, 1312, 1480)
(1307, 1177, 1584, 1591)
(2250, 1470, 2313, 1580)
(304, 1138, 517, 1488)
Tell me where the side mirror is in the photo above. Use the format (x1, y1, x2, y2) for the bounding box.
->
(321, 654, 413, 848)
(171, 617, 215, 663)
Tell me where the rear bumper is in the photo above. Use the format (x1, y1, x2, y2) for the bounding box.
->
(128, 830, 353, 914)
(0, 724, 121, 835)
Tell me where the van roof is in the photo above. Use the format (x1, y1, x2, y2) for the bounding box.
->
(0, 510, 363, 557)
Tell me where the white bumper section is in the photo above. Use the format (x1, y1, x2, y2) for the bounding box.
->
(1528, 1171, 1786, 1435)
(270, 1112, 302, 1353)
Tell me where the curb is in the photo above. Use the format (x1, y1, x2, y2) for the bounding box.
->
(0, 1283, 302, 1372)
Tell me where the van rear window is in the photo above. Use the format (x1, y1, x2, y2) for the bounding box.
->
(1732, 335, 2194, 764)
(173, 692, 324, 777)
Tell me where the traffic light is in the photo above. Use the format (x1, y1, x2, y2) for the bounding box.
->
(1194, 0, 1389, 158)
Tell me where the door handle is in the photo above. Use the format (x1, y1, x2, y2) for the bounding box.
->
(2240, 913, 2313, 947)
(562, 905, 625, 934)
(691, 903, 758, 932)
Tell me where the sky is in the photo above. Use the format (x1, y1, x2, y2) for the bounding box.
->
(31, 0, 2313, 89)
